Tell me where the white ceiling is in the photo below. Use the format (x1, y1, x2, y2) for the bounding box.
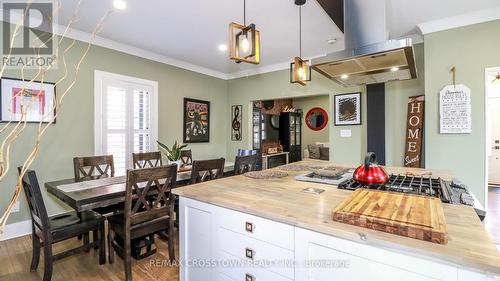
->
(55, 0, 500, 79)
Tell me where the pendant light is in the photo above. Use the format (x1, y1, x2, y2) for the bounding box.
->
(229, 0, 261, 64)
(290, 0, 311, 85)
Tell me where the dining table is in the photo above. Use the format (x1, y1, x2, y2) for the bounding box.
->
(45, 162, 234, 213)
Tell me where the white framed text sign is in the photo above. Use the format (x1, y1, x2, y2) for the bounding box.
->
(439, 84, 471, 134)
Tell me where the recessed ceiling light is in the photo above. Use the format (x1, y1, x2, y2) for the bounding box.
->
(327, 38, 337, 45)
(390, 66, 400, 72)
(341, 74, 349, 80)
(218, 44, 228, 52)
(113, 0, 127, 10)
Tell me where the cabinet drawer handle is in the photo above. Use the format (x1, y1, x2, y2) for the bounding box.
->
(245, 222, 255, 233)
(245, 248, 255, 260)
(245, 273, 256, 281)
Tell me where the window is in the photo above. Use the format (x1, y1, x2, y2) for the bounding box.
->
(94, 71, 158, 175)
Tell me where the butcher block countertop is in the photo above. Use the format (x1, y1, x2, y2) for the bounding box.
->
(172, 160, 500, 275)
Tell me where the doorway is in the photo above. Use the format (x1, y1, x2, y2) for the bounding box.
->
(251, 95, 331, 169)
(487, 68, 500, 186)
(484, 67, 500, 244)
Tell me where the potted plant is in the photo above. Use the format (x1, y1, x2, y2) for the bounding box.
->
(157, 140, 188, 169)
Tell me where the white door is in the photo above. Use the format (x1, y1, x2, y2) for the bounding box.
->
(95, 71, 158, 175)
(488, 98, 500, 185)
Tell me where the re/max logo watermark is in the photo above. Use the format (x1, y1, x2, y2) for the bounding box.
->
(1, 0, 58, 68)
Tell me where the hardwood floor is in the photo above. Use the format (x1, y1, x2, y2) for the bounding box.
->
(486, 186, 500, 244)
(0, 234, 179, 281)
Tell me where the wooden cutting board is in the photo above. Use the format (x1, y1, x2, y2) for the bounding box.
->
(332, 189, 448, 244)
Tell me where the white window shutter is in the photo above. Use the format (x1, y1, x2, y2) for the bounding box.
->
(95, 71, 158, 175)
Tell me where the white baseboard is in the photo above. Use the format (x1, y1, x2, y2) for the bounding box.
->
(1, 220, 31, 241)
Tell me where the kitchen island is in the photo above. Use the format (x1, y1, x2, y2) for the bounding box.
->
(172, 160, 500, 281)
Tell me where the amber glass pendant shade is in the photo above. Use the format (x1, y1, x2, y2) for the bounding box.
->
(229, 22, 260, 64)
(290, 2, 311, 86)
(290, 57, 311, 85)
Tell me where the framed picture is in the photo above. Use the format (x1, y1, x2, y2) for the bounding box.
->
(183, 98, 210, 143)
(334, 92, 361, 126)
(1, 77, 56, 123)
(231, 105, 242, 141)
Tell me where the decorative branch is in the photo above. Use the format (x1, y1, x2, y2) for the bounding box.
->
(0, 1, 113, 235)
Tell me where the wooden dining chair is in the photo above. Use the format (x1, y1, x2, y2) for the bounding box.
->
(234, 154, 261, 175)
(107, 165, 177, 281)
(73, 155, 115, 182)
(73, 156, 119, 221)
(237, 149, 262, 171)
(133, 151, 167, 231)
(19, 168, 105, 281)
(180, 150, 193, 165)
(73, 155, 117, 246)
(132, 151, 162, 168)
(190, 158, 225, 184)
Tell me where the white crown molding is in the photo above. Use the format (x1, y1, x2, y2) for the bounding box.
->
(1, 219, 31, 241)
(62, 27, 229, 80)
(418, 6, 500, 35)
(226, 61, 291, 80)
(226, 54, 328, 80)
(398, 33, 423, 45)
(0, 8, 229, 80)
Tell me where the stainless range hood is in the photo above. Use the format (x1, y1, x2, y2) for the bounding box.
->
(312, 0, 417, 87)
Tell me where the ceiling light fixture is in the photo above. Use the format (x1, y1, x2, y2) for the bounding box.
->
(390, 66, 400, 72)
(290, 0, 311, 86)
(327, 38, 337, 45)
(218, 44, 228, 52)
(341, 74, 349, 80)
(113, 0, 127, 10)
(228, 0, 260, 64)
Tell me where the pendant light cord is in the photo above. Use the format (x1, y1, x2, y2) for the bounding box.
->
(243, 0, 246, 26)
(299, 5, 302, 58)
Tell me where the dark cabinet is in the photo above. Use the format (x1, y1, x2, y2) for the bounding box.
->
(252, 107, 263, 152)
(267, 154, 287, 169)
(279, 112, 302, 163)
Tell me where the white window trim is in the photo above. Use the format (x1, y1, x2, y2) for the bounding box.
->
(94, 70, 158, 157)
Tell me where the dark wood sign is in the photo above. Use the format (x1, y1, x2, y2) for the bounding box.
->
(257, 99, 293, 116)
(404, 96, 425, 167)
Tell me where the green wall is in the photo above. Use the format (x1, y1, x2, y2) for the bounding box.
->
(424, 20, 500, 205)
(1, 35, 227, 224)
(385, 43, 426, 166)
(225, 45, 425, 168)
(3, 20, 498, 227)
(293, 95, 330, 153)
(226, 70, 366, 164)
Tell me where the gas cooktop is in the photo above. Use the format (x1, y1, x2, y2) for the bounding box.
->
(338, 174, 486, 220)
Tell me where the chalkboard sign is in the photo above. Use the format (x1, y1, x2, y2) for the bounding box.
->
(439, 85, 471, 134)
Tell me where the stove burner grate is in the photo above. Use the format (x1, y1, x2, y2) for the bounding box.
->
(338, 174, 451, 203)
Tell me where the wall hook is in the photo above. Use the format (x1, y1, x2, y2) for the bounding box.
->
(450, 67, 456, 88)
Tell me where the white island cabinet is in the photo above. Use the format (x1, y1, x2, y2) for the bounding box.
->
(179, 197, 496, 281)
